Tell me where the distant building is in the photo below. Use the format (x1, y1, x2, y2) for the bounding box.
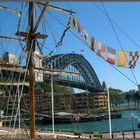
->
(3, 52, 18, 65)
(34, 50, 43, 82)
(0, 91, 107, 117)
(0, 58, 3, 64)
(72, 92, 107, 114)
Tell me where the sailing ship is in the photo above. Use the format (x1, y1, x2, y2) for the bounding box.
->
(0, 1, 79, 138)
(0, 1, 107, 138)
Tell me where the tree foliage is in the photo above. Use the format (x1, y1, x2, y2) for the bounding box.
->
(124, 92, 131, 106)
(109, 87, 124, 107)
(35, 82, 72, 93)
(123, 89, 140, 107)
(102, 81, 107, 91)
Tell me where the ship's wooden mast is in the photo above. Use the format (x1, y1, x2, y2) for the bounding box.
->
(16, 2, 48, 138)
(28, 2, 35, 138)
(28, 2, 48, 138)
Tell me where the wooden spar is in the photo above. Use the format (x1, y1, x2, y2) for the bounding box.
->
(33, 2, 49, 33)
(0, 5, 21, 17)
(0, 35, 26, 42)
(37, 2, 76, 15)
(0, 64, 80, 76)
(0, 82, 29, 86)
(15, 32, 48, 39)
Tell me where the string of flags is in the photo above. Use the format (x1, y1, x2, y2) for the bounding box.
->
(71, 15, 140, 69)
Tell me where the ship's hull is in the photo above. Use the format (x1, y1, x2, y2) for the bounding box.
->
(42, 113, 122, 124)
(41, 115, 104, 124)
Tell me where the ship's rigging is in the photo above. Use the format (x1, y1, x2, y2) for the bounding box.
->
(0, 1, 140, 139)
(0, 1, 76, 138)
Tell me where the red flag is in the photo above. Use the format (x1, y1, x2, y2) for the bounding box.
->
(78, 22, 83, 36)
(97, 43, 106, 59)
(107, 47, 116, 65)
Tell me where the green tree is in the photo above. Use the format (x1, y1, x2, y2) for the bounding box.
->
(128, 89, 136, 106)
(102, 81, 107, 91)
(124, 92, 131, 106)
(133, 91, 140, 107)
(35, 82, 70, 93)
(109, 88, 123, 107)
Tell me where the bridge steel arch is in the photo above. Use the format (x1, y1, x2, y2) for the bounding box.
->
(43, 53, 103, 92)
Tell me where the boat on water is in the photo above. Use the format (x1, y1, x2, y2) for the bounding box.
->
(103, 113, 122, 119)
(41, 112, 104, 124)
(41, 111, 121, 124)
(137, 119, 140, 128)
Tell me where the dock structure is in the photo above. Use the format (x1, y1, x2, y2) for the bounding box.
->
(1, 126, 140, 139)
(0, 82, 29, 86)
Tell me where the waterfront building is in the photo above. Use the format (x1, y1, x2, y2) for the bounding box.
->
(34, 50, 43, 82)
(0, 89, 107, 121)
(73, 92, 107, 114)
(0, 58, 3, 64)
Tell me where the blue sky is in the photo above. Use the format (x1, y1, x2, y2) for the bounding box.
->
(0, 2, 140, 92)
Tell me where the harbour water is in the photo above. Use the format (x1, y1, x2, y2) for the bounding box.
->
(37, 109, 140, 133)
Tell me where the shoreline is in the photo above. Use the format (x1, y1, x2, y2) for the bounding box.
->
(111, 106, 140, 111)
(1, 108, 140, 138)
(1, 126, 140, 138)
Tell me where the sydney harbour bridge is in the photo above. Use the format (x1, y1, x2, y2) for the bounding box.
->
(42, 53, 103, 92)
(0, 53, 103, 92)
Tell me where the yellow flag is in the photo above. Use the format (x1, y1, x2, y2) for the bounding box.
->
(90, 36, 96, 51)
(72, 16, 76, 29)
(117, 51, 127, 67)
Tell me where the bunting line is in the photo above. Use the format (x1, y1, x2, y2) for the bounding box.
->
(70, 15, 140, 69)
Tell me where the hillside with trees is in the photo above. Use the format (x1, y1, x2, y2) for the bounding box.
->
(102, 81, 140, 109)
